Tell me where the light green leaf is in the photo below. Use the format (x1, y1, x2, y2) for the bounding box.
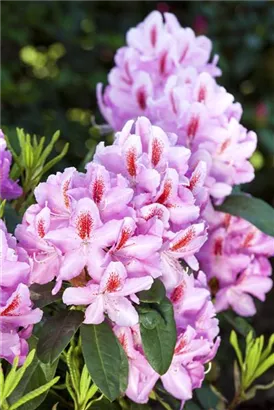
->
(253, 353, 274, 381)
(260, 334, 274, 362)
(230, 331, 243, 368)
(9, 376, 60, 410)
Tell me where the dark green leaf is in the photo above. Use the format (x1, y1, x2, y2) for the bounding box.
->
(138, 306, 162, 330)
(184, 402, 202, 410)
(81, 322, 129, 401)
(37, 310, 84, 363)
(30, 283, 62, 308)
(140, 298, 176, 375)
(137, 279, 166, 304)
(216, 194, 274, 237)
(221, 311, 255, 337)
(89, 398, 120, 409)
(130, 403, 151, 409)
(196, 384, 219, 409)
(4, 203, 21, 233)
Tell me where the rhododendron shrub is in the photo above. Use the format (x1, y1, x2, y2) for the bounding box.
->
(1, 9, 274, 410)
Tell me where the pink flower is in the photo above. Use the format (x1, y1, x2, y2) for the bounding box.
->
(64, 261, 153, 326)
(197, 204, 274, 316)
(97, 12, 256, 202)
(94, 117, 208, 273)
(0, 220, 42, 364)
(0, 130, 22, 200)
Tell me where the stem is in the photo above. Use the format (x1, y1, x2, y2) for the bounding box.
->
(228, 393, 242, 410)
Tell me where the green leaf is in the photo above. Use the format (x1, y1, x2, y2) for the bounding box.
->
(8, 337, 59, 410)
(137, 279, 166, 304)
(140, 297, 176, 375)
(184, 402, 202, 410)
(222, 311, 255, 337)
(260, 334, 274, 362)
(130, 403, 151, 409)
(9, 376, 59, 410)
(118, 342, 129, 394)
(37, 310, 84, 363)
(138, 306, 162, 330)
(230, 331, 244, 368)
(253, 353, 274, 381)
(81, 322, 129, 402)
(216, 194, 274, 237)
(196, 383, 219, 409)
(88, 398, 119, 409)
(29, 283, 62, 308)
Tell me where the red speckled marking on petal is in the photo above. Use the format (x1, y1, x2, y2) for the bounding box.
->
(116, 226, 132, 251)
(242, 231, 256, 248)
(137, 88, 147, 111)
(198, 85, 207, 103)
(189, 170, 201, 191)
(0, 294, 20, 316)
(157, 179, 173, 204)
(151, 138, 164, 167)
(92, 176, 105, 204)
(150, 25, 157, 47)
(214, 237, 223, 256)
(174, 335, 187, 354)
(126, 147, 138, 177)
(219, 139, 230, 154)
(76, 211, 93, 240)
(63, 179, 71, 209)
(105, 272, 121, 293)
(170, 282, 185, 304)
(224, 214, 232, 229)
(144, 205, 164, 221)
(187, 115, 199, 139)
(170, 227, 195, 252)
(37, 218, 46, 238)
(159, 51, 168, 75)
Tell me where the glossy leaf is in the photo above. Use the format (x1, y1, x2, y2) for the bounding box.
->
(37, 310, 84, 363)
(81, 322, 129, 401)
(137, 279, 166, 304)
(30, 283, 62, 308)
(216, 194, 274, 237)
(140, 297, 176, 375)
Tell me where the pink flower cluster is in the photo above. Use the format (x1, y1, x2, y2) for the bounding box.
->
(197, 204, 274, 317)
(16, 117, 219, 401)
(0, 220, 42, 364)
(97, 11, 257, 202)
(114, 271, 219, 405)
(0, 130, 22, 199)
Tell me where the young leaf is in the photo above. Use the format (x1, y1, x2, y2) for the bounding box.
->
(29, 283, 62, 308)
(140, 297, 176, 375)
(8, 337, 59, 410)
(81, 322, 129, 402)
(137, 279, 166, 304)
(9, 376, 60, 410)
(37, 310, 84, 363)
(216, 194, 274, 237)
(253, 353, 274, 381)
(230, 331, 244, 368)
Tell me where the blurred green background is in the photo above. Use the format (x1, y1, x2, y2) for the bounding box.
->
(1, 1, 274, 409)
